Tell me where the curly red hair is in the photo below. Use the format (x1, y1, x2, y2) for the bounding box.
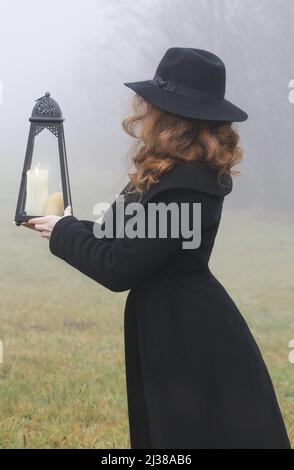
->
(121, 94, 243, 194)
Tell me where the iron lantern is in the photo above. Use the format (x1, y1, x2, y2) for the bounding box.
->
(15, 92, 72, 225)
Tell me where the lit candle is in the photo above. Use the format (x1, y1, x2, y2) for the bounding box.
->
(25, 165, 49, 216)
(44, 191, 64, 216)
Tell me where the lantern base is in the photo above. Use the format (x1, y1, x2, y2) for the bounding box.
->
(15, 214, 44, 225)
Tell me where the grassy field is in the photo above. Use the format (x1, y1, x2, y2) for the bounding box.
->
(0, 201, 293, 448)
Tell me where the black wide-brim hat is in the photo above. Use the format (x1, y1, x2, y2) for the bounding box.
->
(124, 47, 248, 122)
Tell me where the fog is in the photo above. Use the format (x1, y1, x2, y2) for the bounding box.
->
(1, 2, 293, 448)
(0, 0, 293, 222)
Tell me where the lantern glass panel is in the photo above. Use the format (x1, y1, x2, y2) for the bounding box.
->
(24, 128, 64, 217)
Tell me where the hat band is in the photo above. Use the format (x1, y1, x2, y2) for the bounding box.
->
(152, 73, 224, 101)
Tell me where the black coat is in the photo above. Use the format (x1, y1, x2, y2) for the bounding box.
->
(49, 163, 291, 449)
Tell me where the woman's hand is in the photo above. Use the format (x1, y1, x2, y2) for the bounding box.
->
(22, 206, 72, 239)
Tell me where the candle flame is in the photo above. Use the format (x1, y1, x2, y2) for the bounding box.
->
(28, 164, 41, 175)
(27, 163, 42, 176)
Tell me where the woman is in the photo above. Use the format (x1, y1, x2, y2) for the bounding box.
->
(26, 48, 291, 449)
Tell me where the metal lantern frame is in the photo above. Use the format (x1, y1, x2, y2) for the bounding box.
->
(15, 92, 72, 225)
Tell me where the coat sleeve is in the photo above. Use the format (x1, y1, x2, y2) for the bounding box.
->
(79, 220, 95, 231)
(49, 189, 195, 292)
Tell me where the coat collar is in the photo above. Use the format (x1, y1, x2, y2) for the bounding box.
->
(132, 163, 232, 205)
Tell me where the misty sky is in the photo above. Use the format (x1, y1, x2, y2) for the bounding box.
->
(0, 0, 293, 221)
